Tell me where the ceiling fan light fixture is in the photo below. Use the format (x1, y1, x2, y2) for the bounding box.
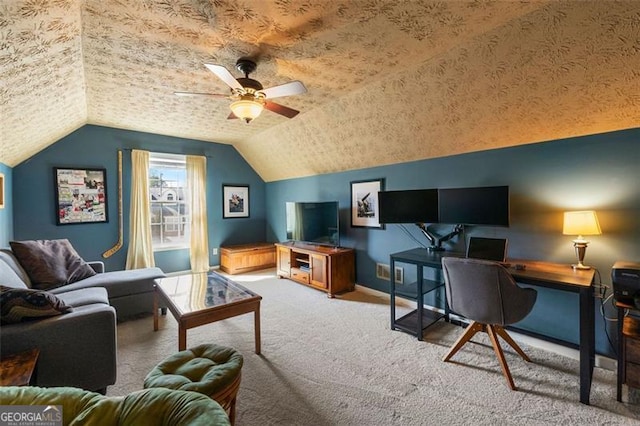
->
(230, 99, 264, 123)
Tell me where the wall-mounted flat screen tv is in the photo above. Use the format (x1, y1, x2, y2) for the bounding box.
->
(378, 189, 439, 224)
(438, 185, 510, 226)
(286, 201, 340, 246)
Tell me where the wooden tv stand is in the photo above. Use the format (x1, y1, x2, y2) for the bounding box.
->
(275, 242, 355, 298)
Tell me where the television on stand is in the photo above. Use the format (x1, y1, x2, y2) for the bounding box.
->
(285, 201, 340, 247)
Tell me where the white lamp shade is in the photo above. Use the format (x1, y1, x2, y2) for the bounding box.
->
(562, 210, 601, 236)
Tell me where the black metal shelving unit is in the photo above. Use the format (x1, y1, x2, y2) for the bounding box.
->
(390, 248, 464, 340)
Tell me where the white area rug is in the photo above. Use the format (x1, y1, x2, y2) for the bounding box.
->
(109, 270, 640, 425)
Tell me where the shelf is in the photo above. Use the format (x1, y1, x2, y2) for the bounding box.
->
(393, 279, 443, 300)
(393, 309, 445, 336)
(295, 257, 310, 264)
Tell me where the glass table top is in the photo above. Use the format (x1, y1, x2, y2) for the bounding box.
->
(156, 271, 261, 316)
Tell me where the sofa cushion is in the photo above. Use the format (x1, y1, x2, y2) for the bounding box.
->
(9, 239, 96, 290)
(0, 286, 72, 324)
(144, 343, 243, 396)
(0, 259, 28, 289)
(55, 287, 109, 308)
(52, 267, 165, 299)
(0, 248, 30, 287)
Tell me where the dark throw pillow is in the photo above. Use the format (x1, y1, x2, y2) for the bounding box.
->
(9, 239, 96, 290)
(0, 285, 72, 324)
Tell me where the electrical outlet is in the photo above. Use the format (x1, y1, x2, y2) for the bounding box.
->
(376, 263, 391, 280)
(212, 248, 218, 256)
(394, 266, 404, 284)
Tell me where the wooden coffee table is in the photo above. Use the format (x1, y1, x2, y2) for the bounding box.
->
(154, 271, 262, 354)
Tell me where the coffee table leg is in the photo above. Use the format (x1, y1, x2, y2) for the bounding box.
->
(254, 305, 261, 355)
(178, 326, 187, 351)
(153, 288, 159, 331)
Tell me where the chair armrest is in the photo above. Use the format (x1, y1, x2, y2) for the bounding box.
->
(88, 261, 105, 273)
(0, 304, 117, 391)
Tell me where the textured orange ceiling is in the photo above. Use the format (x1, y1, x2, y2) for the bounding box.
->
(1, 1, 639, 181)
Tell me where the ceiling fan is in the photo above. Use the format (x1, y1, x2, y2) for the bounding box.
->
(175, 58, 307, 123)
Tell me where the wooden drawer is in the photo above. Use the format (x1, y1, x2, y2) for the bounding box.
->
(625, 337, 640, 364)
(290, 268, 310, 284)
(626, 361, 640, 388)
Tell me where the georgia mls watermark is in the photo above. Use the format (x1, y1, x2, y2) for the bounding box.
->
(0, 405, 62, 426)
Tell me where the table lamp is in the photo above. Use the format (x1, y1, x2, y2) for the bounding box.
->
(562, 210, 601, 270)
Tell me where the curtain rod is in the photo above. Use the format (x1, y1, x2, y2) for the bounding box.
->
(121, 148, 213, 158)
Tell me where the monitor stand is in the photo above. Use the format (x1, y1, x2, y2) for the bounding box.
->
(416, 223, 463, 251)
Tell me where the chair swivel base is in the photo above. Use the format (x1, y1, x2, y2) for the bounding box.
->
(443, 321, 531, 390)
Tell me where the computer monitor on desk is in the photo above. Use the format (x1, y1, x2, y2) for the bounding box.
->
(466, 237, 508, 263)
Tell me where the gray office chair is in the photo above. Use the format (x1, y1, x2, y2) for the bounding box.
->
(441, 257, 538, 390)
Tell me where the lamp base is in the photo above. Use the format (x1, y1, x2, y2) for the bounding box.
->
(571, 241, 591, 270)
(571, 263, 592, 270)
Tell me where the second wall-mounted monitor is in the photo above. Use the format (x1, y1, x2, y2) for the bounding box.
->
(378, 189, 439, 224)
(438, 185, 510, 226)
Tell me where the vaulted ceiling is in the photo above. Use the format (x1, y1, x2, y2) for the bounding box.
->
(2, 1, 639, 181)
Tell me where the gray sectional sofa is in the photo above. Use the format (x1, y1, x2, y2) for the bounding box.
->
(0, 246, 165, 393)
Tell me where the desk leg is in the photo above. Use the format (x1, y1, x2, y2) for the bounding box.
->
(417, 266, 423, 341)
(390, 258, 396, 331)
(617, 305, 624, 402)
(579, 286, 595, 405)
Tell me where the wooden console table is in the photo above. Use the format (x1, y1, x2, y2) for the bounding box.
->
(220, 242, 276, 275)
(390, 248, 596, 405)
(275, 242, 355, 297)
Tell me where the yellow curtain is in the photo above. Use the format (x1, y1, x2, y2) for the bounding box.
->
(186, 155, 210, 273)
(126, 150, 155, 269)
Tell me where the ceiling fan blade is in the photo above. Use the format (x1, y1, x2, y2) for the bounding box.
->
(174, 91, 228, 98)
(264, 101, 300, 118)
(260, 81, 307, 99)
(227, 112, 238, 119)
(204, 64, 243, 90)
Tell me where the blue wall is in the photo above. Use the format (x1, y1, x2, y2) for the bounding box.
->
(266, 128, 640, 357)
(12, 125, 266, 272)
(10, 125, 640, 357)
(0, 162, 12, 246)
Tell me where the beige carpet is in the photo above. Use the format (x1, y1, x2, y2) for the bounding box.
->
(108, 269, 640, 425)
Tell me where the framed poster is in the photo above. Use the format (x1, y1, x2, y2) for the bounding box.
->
(54, 167, 108, 225)
(351, 178, 385, 229)
(222, 184, 250, 218)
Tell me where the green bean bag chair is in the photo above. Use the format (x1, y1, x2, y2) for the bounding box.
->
(0, 386, 230, 425)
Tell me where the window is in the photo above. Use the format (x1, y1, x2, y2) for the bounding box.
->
(149, 153, 189, 250)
